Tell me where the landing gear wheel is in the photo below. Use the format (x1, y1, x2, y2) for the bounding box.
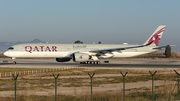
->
(98, 61, 100, 64)
(90, 61, 92, 64)
(80, 61, 100, 64)
(13, 61, 16, 64)
(80, 62, 86, 64)
(95, 61, 97, 64)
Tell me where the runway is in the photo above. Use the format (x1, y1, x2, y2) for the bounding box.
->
(0, 58, 180, 69)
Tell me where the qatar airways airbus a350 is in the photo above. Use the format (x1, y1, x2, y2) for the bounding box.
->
(3, 25, 167, 64)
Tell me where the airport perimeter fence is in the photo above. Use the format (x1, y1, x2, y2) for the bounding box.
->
(0, 66, 79, 78)
(120, 70, 180, 101)
(1, 69, 180, 101)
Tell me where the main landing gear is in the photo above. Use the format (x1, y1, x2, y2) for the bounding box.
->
(80, 61, 101, 64)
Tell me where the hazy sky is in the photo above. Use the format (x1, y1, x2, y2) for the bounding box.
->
(0, 0, 180, 51)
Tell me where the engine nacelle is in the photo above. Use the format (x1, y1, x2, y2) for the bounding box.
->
(56, 58, 71, 62)
(72, 53, 89, 62)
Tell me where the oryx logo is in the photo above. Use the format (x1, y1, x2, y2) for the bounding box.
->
(79, 55, 83, 59)
(146, 27, 165, 46)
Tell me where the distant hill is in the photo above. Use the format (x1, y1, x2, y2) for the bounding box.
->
(29, 38, 45, 43)
(14, 39, 44, 44)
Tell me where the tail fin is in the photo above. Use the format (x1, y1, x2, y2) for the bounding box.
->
(143, 25, 166, 46)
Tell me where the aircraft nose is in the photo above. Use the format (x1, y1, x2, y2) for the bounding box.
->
(3, 51, 9, 56)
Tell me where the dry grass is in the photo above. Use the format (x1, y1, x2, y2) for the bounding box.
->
(0, 88, 178, 101)
(0, 67, 39, 73)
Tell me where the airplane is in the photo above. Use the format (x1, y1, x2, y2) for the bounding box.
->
(3, 25, 167, 64)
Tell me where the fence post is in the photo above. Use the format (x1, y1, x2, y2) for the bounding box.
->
(88, 73, 95, 101)
(120, 72, 128, 101)
(53, 73, 60, 101)
(174, 70, 180, 100)
(13, 74, 18, 101)
(149, 71, 157, 101)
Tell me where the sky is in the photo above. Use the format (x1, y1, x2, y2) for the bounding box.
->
(0, 0, 180, 51)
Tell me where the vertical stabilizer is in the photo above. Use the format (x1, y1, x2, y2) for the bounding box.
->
(143, 25, 166, 46)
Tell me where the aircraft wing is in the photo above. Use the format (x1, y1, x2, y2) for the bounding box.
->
(89, 44, 147, 55)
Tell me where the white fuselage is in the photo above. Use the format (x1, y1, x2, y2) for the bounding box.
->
(3, 43, 158, 59)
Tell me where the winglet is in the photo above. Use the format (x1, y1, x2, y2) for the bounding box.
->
(143, 25, 166, 46)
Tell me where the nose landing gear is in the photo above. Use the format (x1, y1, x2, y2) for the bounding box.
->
(12, 57, 16, 64)
(13, 61, 17, 64)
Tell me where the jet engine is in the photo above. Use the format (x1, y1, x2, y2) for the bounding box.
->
(56, 58, 72, 62)
(72, 53, 89, 62)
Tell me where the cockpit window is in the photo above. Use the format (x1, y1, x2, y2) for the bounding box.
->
(8, 47, 14, 50)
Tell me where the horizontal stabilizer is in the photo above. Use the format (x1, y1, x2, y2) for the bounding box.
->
(153, 45, 175, 50)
